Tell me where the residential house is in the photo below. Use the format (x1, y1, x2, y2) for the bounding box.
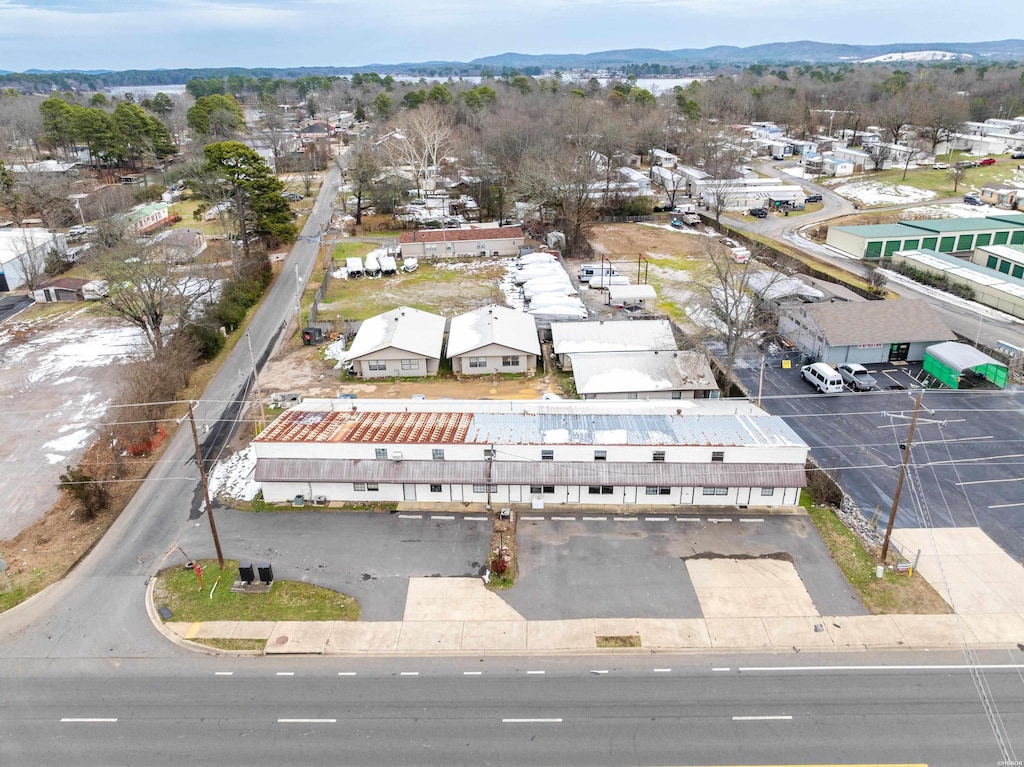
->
(149, 228, 207, 264)
(978, 184, 1019, 210)
(252, 399, 808, 507)
(446, 304, 541, 375)
(345, 306, 445, 379)
(123, 202, 170, 235)
(571, 350, 718, 400)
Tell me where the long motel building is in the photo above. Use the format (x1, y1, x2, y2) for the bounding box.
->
(252, 399, 808, 508)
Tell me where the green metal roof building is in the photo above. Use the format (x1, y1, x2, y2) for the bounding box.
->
(826, 215, 1024, 260)
(923, 341, 1008, 389)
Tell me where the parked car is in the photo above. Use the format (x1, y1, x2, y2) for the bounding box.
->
(933, 162, 950, 170)
(805, 193, 823, 203)
(1012, 151, 1024, 160)
(281, 192, 303, 201)
(964, 194, 984, 205)
(749, 208, 768, 218)
(955, 160, 978, 169)
(836, 362, 877, 391)
(801, 362, 844, 394)
(979, 158, 996, 166)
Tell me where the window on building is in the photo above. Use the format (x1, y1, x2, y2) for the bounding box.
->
(425, 244, 438, 252)
(502, 355, 520, 367)
(594, 450, 607, 461)
(671, 391, 682, 400)
(702, 487, 728, 496)
(483, 448, 494, 459)
(645, 487, 671, 496)
(626, 392, 638, 399)
(588, 485, 613, 495)
(472, 484, 498, 493)
(541, 449, 554, 461)
(375, 448, 388, 459)
(354, 483, 366, 491)
(366, 483, 379, 492)
(432, 449, 445, 460)
(469, 357, 487, 368)
(530, 485, 555, 494)
(653, 450, 666, 462)
(760, 487, 775, 496)
(711, 451, 724, 462)
(476, 241, 486, 251)
(368, 360, 386, 371)
(401, 359, 420, 370)
(430, 484, 442, 493)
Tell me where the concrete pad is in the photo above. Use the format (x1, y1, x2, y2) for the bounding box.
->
(705, 617, 771, 649)
(397, 621, 465, 651)
(461, 621, 528, 651)
(822, 615, 905, 647)
(890, 614, 967, 646)
(326, 621, 402, 653)
(190, 621, 239, 639)
(265, 621, 332, 654)
(636, 619, 712, 649)
(593, 618, 640, 637)
(892, 528, 1024, 615)
(959, 613, 1024, 645)
(527, 620, 596, 651)
(230, 621, 276, 640)
(697, 586, 819, 618)
(687, 558, 820, 618)
(403, 577, 524, 621)
(164, 622, 191, 638)
(762, 616, 836, 648)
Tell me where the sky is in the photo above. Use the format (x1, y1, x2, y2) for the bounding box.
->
(0, 0, 1020, 72)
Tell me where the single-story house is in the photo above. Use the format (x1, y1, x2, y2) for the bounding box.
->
(571, 350, 718, 400)
(978, 184, 1019, 210)
(446, 304, 541, 375)
(123, 202, 170, 235)
(252, 398, 808, 507)
(399, 225, 524, 259)
(149, 227, 207, 264)
(830, 147, 871, 171)
(30, 276, 89, 303)
(0, 228, 67, 291)
(821, 156, 855, 177)
(551, 319, 677, 371)
(778, 298, 955, 364)
(345, 306, 446, 379)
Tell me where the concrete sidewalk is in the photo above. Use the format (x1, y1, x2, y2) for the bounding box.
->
(153, 526, 1024, 655)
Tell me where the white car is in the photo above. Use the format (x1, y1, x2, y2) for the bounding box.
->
(836, 362, 877, 391)
(933, 162, 950, 170)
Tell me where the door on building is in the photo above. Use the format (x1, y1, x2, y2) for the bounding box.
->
(889, 343, 910, 362)
(623, 487, 637, 504)
(403, 484, 416, 501)
(736, 487, 751, 505)
(510, 485, 522, 503)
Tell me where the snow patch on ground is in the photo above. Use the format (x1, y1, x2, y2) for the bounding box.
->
(209, 446, 260, 502)
(781, 166, 814, 180)
(43, 428, 93, 453)
(902, 202, 998, 219)
(640, 222, 720, 238)
(833, 180, 937, 206)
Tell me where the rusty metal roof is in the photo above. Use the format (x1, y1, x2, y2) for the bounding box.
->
(255, 458, 806, 488)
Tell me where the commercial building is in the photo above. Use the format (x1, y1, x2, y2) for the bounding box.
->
(826, 214, 1024, 260)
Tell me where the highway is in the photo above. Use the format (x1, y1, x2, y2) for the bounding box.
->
(2, 654, 1020, 766)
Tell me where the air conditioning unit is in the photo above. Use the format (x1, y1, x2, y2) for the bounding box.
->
(391, 451, 403, 461)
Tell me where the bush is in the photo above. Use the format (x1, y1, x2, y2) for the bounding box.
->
(58, 465, 109, 521)
(182, 322, 225, 360)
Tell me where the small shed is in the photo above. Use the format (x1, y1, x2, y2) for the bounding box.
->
(31, 277, 89, 303)
(606, 284, 657, 310)
(923, 342, 1008, 389)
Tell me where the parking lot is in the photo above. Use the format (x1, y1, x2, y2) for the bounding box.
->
(734, 352, 1024, 561)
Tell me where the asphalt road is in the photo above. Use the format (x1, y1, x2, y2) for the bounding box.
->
(2, 654, 1019, 766)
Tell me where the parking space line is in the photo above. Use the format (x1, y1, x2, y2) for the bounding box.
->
(464, 671, 483, 676)
(732, 715, 792, 721)
(739, 518, 764, 523)
(581, 516, 607, 521)
(337, 672, 357, 676)
(398, 514, 422, 519)
(430, 515, 455, 520)
(400, 671, 419, 676)
(521, 516, 544, 521)
(276, 672, 295, 676)
(526, 670, 545, 675)
(503, 718, 562, 724)
(653, 668, 672, 673)
(465, 516, 489, 521)
(613, 517, 638, 522)
(676, 517, 700, 522)
(60, 718, 118, 723)
(708, 517, 733, 523)
(551, 516, 577, 521)
(713, 667, 731, 672)
(591, 669, 609, 675)
(278, 718, 336, 724)
(645, 516, 669, 522)
(214, 671, 233, 676)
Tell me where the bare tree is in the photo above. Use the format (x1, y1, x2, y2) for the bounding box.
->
(948, 164, 967, 193)
(385, 104, 453, 196)
(700, 175, 743, 228)
(11, 228, 56, 290)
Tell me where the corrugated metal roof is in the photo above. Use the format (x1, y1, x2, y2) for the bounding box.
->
(255, 458, 806, 487)
(446, 304, 541, 357)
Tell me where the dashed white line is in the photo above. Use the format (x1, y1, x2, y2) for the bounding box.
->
(646, 516, 669, 522)
(581, 516, 607, 522)
(503, 718, 562, 723)
(398, 513, 422, 519)
(708, 518, 733, 523)
(278, 718, 336, 724)
(551, 516, 577, 521)
(739, 518, 764, 523)
(713, 667, 731, 672)
(60, 718, 117, 723)
(276, 672, 295, 676)
(526, 670, 545, 675)
(591, 669, 609, 675)
(214, 671, 233, 676)
(463, 671, 483, 675)
(521, 516, 544, 521)
(430, 515, 455, 520)
(738, 663, 1024, 672)
(337, 672, 357, 676)
(653, 668, 672, 673)
(676, 517, 700, 522)
(400, 671, 419, 676)
(613, 516, 638, 522)
(732, 715, 792, 721)
(465, 516, 489, 521)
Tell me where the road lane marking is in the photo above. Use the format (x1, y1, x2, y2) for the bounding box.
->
(526, 670, 545, 675)
(739, 518, 764, 523)
(713, 667, 731, 672)
(276, 672, 294, 676)
(337, 672, 357, 676)
(646, 517, 669, 522)
(591, 669, 609, 674)
(214, 671, 233, 676)
(502, 718, 562, 723)
(463, 671, 483, 675)
(551, 516, 576, 521)
(581, 516, 606, 522)
(398, 514, 422, 519)
(653, 668, 672, 673)
(278, 718, 336, 723)
(521, 516, 544, 521)
(732, 715, 792, 721)
(431, 515, 455, 520)
(708, 517, 733, 523)
(739, 663, 1024, 672)
(465, 516, 489, 521)
(60, 718, 117, 723)
(613, 516, 638, 522)
(400, 671, 419, 676)
(676, 517, 700, 522)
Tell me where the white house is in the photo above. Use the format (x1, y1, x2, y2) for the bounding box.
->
(446, 304, 541, 375)
(345, 306, 446, 379)
(571, 350, 718, 400)
(252, 399, 808, 507)
(821, 156, 855, 177)
(551, 319, 677, 371)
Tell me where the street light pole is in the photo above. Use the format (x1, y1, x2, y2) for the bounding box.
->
(185, 401, 225, 569)
(880, 392, 923, 562)
(246, 329, 267, 433)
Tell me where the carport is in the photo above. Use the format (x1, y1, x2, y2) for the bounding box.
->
(923, 341, 1008, 389)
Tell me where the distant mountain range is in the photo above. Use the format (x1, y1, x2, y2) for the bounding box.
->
(3, 40, 1023, 88)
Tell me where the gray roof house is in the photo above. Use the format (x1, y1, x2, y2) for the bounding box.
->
(345, 306, 446, 379)
(550, 319, 677, 371)
(778, 299, 955, 364)
(446, 304, 541, 375)
(571, 350, 718, 400)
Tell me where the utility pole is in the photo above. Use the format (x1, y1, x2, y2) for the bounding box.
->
(880, 392, 923, 562)
(185, 401, 225, 569)
(246, 329, 267, 433)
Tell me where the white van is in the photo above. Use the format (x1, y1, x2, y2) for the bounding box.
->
(801, 362, 844, 393)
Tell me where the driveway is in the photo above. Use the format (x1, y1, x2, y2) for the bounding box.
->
(503, 513, 866, 620)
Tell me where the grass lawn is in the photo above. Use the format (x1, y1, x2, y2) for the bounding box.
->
(801, 494, 950, 615)
(836, 157, 1021, 200)
(329, 241, 378, 262)
(153, 559, 360, 622)
(192, 638, 267, 652)
(596, 635, 642, 648)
